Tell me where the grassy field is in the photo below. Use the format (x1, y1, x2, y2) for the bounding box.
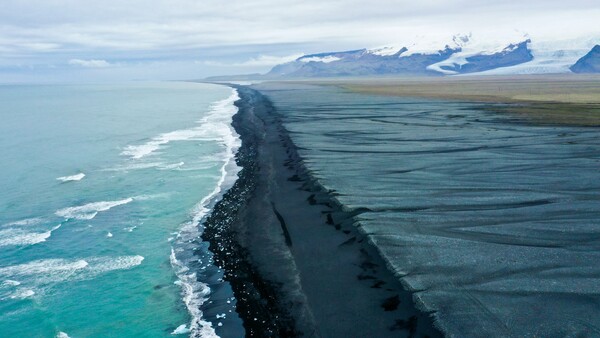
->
(300, 74, 600, 126)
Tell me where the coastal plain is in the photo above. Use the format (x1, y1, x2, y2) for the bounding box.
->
(307, 74, 600, 126)
(207, 78, 600, 337)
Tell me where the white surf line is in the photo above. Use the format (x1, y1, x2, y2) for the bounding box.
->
(121, 90, 240, 160)
(170, 88, 242, 338)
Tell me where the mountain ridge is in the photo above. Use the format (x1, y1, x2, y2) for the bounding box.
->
(205, 35, 600, 80)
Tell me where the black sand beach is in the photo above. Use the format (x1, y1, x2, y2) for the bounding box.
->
(202, 80, 600, 337)
(201, 85, 441, 337)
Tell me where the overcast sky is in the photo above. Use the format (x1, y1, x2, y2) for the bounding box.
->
(1, 0, 599, 82)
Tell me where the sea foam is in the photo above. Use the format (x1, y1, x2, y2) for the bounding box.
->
(170, 249, 217, 338)
(161, 161, 185, 170)
(0, 255, 144, 300)
(0, 224, 61, 247)
(0, 258, 89, 285)
(55, 198, 133, 220)
(169, 89, 241, 338)
(122, 91, 240, 160)
(83, 255, 144, 278)
(3, 217, 44, 227)
(10, 288, 35, 299)
(56, 173, 85, 182)
(2, 280, 21, 286)
(171, 324, 190, 335)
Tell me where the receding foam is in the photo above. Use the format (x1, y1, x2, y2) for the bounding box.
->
(171, 324, 190, 335)
(168, 89, 241, 338)
(170, 248, 217, 338)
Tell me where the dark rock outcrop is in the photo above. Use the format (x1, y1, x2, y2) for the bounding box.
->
(570, 45, 600, 73)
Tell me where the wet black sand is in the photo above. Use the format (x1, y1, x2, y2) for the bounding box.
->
(201, 84, 441, 337)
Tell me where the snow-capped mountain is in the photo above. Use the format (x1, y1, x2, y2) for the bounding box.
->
(367, 34, 471, 57)
(268, 46, 457, 77)
(266, 33, 539, 77)
(206, 33, 600, 81)
(425, 33, 534, 74)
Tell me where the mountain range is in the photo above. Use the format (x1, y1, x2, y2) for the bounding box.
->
(206, 34, 600, 80)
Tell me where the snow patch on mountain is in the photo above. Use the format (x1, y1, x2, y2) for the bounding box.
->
(426, 32, 531, 74)
(368, 34, 469, 57)
(299, 55, 342, 63)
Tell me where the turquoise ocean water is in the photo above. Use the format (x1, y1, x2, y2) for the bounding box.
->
(0, 82, 242, 337)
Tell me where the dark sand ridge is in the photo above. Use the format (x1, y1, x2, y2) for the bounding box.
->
(297, 74, 600, 126)
(201, 84, 442, 337)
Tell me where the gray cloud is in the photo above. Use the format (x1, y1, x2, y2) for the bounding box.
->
(1, 0, 599, 81)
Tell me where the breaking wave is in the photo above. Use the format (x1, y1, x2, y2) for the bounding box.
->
(55, 198, 133, 220)
(0, 255, 144, 301)
(122, 91, 240, 160)
(56, 173, 85, 182)
(0, 224, 62, 247)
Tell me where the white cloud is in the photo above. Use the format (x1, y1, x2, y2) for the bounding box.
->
(2, 1, 599, 55)
(1, 0, 599, 80)
(20, 43, 61, 51)
(200, 54, 304, 67)
(68, 59, 112, 68)
(234, 54, 304, 66)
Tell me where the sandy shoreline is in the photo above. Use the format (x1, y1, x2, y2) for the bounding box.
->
(201, 84, 441, 337)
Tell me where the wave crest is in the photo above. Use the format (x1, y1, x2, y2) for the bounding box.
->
(0, 224, 61, 247)
(55, 198, 133, 220)
(0, 255, 144, 300)
(122, 91, 240, 160)
(56, 173, 85, 182)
